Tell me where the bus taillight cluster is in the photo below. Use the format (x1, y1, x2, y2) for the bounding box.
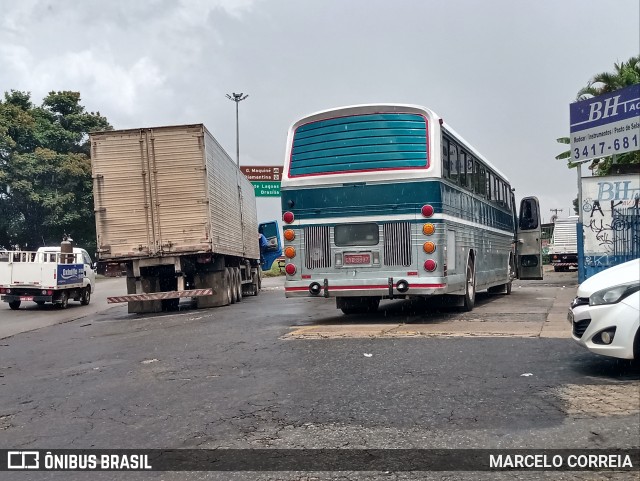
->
(422, 204, 437, 272)
(282, 212, 297, 277)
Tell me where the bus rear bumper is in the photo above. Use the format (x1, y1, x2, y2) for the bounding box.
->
(284, 277, 447, 298)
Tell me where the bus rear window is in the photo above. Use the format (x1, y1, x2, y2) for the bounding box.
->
(290, 113, 428, 176)
(334, 223, 379, 246)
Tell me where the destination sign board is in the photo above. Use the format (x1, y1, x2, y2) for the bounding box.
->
(241, 166, 282, 182)
(252, 181, 281, 197)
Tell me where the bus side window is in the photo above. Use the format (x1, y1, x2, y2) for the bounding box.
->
(487, 172, 494, 201)
(449, 143, 459, 185)
(442, 138, 450, 179)
(466, 155, 474, 191)
(476, 162, 486, 198)
(459, 150, 467, 188)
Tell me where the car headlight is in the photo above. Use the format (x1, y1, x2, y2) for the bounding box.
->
(589, 281, 640, 306)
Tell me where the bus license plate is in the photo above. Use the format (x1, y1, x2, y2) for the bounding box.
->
(20, 296, 34, 301)
(344, 254, 370, 265)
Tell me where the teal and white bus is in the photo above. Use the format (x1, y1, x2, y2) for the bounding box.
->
(280, 104, 542, 314)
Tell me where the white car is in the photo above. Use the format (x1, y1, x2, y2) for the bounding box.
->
(569, 258, 640, 360)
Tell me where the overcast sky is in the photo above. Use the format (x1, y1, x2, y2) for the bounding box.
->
(1, 0, 638, 224)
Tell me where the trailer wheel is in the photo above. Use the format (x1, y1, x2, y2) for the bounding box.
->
(9, 300, 21, 310)
(252, 269, 260, 296)
(234, 268, 242, 302)
(80, 287, 91, 306)
(227, 268, 237, 304)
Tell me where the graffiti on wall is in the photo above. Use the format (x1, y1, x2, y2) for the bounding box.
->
(581, 175, 640, 266)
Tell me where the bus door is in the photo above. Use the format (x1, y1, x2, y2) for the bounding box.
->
(516, 196, 543, 280)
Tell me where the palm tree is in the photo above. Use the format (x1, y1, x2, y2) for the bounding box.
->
(577, 56, 640, 100)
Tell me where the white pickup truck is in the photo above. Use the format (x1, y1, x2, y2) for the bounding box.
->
(0, 247, 96, 310)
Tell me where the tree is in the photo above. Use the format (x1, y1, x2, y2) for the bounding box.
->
(0, 90, 111, 251)
(576, 56, 640, 100)
(556, 56, 640, 175)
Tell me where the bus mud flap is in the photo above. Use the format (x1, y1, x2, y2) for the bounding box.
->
(323, 279, 329, 298)
(388, 278, 393, 298)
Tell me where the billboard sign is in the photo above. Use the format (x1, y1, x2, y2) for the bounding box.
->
(570, 84, 640, 162)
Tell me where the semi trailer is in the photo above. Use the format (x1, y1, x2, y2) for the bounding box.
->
(90, 124, 280, 313)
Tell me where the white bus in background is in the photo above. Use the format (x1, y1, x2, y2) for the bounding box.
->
(279, 104, 543, 314)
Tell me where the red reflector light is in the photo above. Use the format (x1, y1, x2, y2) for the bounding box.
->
(283, 211, 294, 224)
(407, 271, 418, 276)
(302, 275, 311, 279)
(424, 259, 437, 272)
(285, 263, 297, 275)
(47, 290, 53, 295)
(421, 204, 434, 217)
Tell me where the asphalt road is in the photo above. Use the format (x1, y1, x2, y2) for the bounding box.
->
(0, 276, 128, 339)
(0, 270, 638, 481)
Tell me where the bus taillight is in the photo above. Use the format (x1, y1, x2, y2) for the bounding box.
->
(284, 229, 295, 241)
(424, 259, 437, 272)
(423, 241, 436, 254)
(421, 205, 434, 217)
(284, 246, 296, 258)
(285, 263, 297, 275)
(283, 211, 295, 224)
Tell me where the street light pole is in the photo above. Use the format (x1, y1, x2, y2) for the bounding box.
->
(225, 92, 249, 166)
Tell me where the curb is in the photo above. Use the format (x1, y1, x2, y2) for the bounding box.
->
(540, 285, 578, 338)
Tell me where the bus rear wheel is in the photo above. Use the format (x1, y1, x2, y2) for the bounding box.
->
(337, 297, 380, 315)
(9, 300, 21, 310)
(461, 258, 476, 312)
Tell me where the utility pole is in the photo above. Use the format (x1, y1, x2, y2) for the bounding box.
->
(550, 208, 563, 217)
(225, 92, 249, 166)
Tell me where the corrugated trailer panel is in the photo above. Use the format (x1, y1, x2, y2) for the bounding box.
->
(147, 126, 210, 254)
(92, 129, 152, 259)
(204, 130, 242, 256)
(238, 172, 260, 260)
(204, 129, 259, 260)
(92, 124, 259, 262)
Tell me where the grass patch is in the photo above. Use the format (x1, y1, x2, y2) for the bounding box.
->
(262, 258, 285, 277)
